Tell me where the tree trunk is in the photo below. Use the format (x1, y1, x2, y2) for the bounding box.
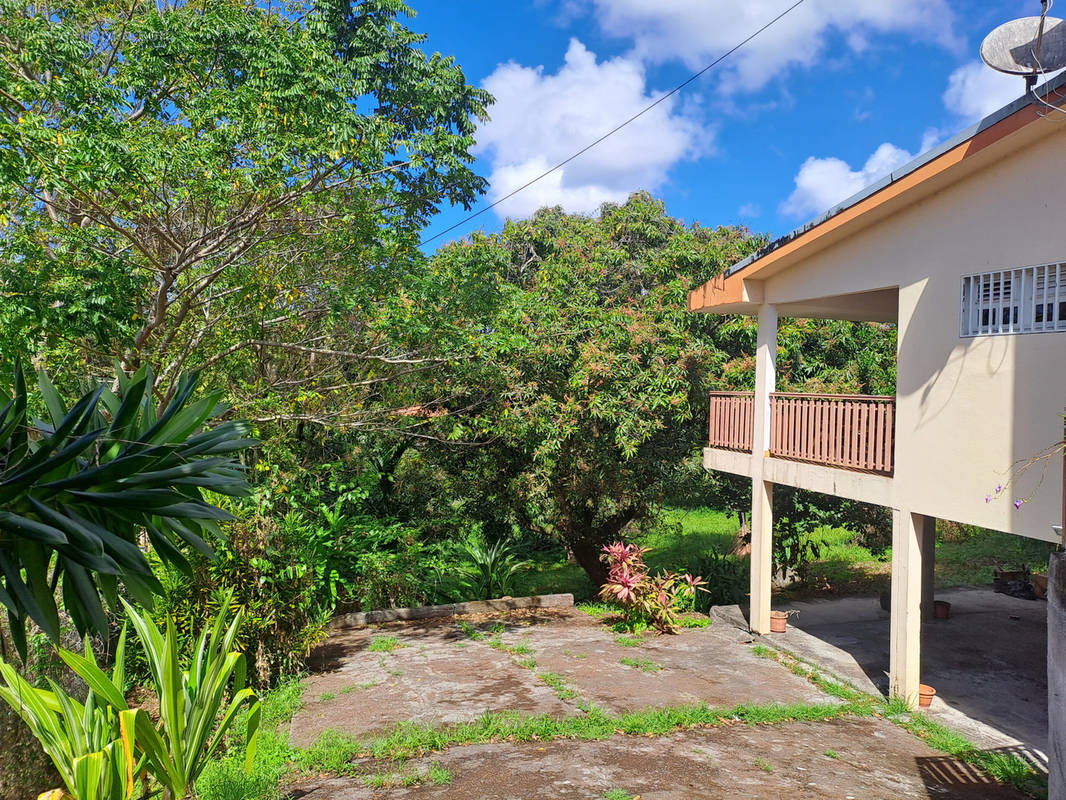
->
(569, 539, 609, 587)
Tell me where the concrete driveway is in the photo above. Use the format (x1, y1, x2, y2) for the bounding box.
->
(774, 586, 1048, 766)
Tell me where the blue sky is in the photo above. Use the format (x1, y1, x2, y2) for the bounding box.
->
(413, 1, 1036, 253)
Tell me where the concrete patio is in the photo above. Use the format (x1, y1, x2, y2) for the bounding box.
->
(286, 605, 1037, 799)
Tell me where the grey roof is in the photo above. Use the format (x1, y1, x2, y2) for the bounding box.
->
(724, 69, 1066, 279)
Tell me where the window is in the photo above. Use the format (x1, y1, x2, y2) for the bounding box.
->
(960, 264, 1066, 336)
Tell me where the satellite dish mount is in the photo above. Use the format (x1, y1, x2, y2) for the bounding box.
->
(980, 0, 1066, 93)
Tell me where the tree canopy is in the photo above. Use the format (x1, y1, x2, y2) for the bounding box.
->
(0, 0, 489, 425)
(384, 194, 761, 582)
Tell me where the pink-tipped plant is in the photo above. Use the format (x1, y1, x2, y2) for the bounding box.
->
(598, 542, 708, 633)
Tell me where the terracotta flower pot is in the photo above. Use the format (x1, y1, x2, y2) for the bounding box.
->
(918, 684, 936, 708)
(933, 600, 952, 619)
(769, 610, 789, 633)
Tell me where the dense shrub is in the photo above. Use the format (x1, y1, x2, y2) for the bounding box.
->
(688, 549, 749, 611)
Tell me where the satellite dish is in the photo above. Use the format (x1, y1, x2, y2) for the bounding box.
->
(980, 15, 1066, 75)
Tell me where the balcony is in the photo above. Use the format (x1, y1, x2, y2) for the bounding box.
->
(708, 391, 895, 476)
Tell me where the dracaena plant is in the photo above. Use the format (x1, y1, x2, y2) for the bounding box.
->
(0, 598, 260, 800)
(121, 596, 260, 800)
(599, 542, 707, 633)
(0, 628, 146, 800)
(0, 364, 254, 657)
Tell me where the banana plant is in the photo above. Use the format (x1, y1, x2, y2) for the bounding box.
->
(121, 597, 260, 800)
(0, 630, 146, 800)
(0, 364, 254, 656)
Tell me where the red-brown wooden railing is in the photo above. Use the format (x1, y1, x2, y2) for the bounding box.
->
(708, 391, 754, 452)
(770, 393, 895, 475)
(706, 391, 895, 476)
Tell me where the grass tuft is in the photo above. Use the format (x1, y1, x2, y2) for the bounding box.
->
(368, 635, 404, 653)
(619, 656, 663, 673)
(457, 621, 485, 641)
(677, 615, 711, 629)
(538, 671, 579, 700)
(429, 763, 452, 785)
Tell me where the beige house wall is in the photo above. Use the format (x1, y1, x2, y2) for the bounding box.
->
(753, 123, 1066, 543)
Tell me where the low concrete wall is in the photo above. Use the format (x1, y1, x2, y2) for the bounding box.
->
(1049, 553, 1065, 800)
(331, 593, 575, 628)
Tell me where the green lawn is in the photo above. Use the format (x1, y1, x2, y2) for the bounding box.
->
(511, 506, 1056, 602)
(642, 507, 739, 573)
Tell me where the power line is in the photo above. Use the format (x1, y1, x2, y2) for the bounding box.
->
(420, 0, 809, 248)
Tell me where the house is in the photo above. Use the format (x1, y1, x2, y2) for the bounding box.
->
(688, 72, 1066, 706)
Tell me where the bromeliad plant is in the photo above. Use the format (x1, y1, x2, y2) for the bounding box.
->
(455, 534, 530, 601)
(0, 365, 254, 657)
(599, 543, 707, 633)
(0, 599, 259, 800)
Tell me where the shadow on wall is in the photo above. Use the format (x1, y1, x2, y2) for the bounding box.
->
(896, 274, 1064, 540)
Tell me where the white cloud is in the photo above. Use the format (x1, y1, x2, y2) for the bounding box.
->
(475, 39, 705, 219)
(738, 202, 762, 218)
(586, 0, 960, 93)
(942, 61, 1026, 123)
(781, 142, 914, 219)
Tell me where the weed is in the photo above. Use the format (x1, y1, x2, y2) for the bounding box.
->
(537, 672, 579, 700)
(750, 646, 869, 705)
(297, 729, 361, 775)
(487, 636, 533, 656)
(603, 790, 633, 800)
(300, 699, 869, 767)
(619, 657, 663, 673)
(457, 621, 485, 641)
(882, 695, 913, 717)
(516, 657, 538, 670)
(615, 634, 645, 647)
(363, 771, 422, 788)
(318, 692, 335, 703)
(490, 621, 506, 634)
(677, 616, 711, 629)
(823, 749, 840, 759)
(368, 635, 404, 653)
(562, 649, 587, 659)
(754, 757, 773, 772)
(576, 601, 616, 617)
(377, 654, 402, 677)
(339, 682, 377, 694)
(611, 619, 650, 635)
(429, 763, 452, 785)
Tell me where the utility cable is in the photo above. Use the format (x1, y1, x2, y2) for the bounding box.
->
(419, 0, 809, 248)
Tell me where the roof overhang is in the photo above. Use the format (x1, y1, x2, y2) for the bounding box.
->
(689, 71, 1066, 316)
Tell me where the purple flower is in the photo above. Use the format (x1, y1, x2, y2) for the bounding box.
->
(985, 495, 992, 503)
(995, 485, 1004, 494)
(1014, 498, 1025, 509)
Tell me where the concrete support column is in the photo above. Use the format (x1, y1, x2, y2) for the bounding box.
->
(752, 303, 777, 456)
(919, 516, 936, 621)
(889, 509, 928, 705)
(1048, 552, 1066, 800)
(749, 479, 774, 633)
(749, 303, 777, 635)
